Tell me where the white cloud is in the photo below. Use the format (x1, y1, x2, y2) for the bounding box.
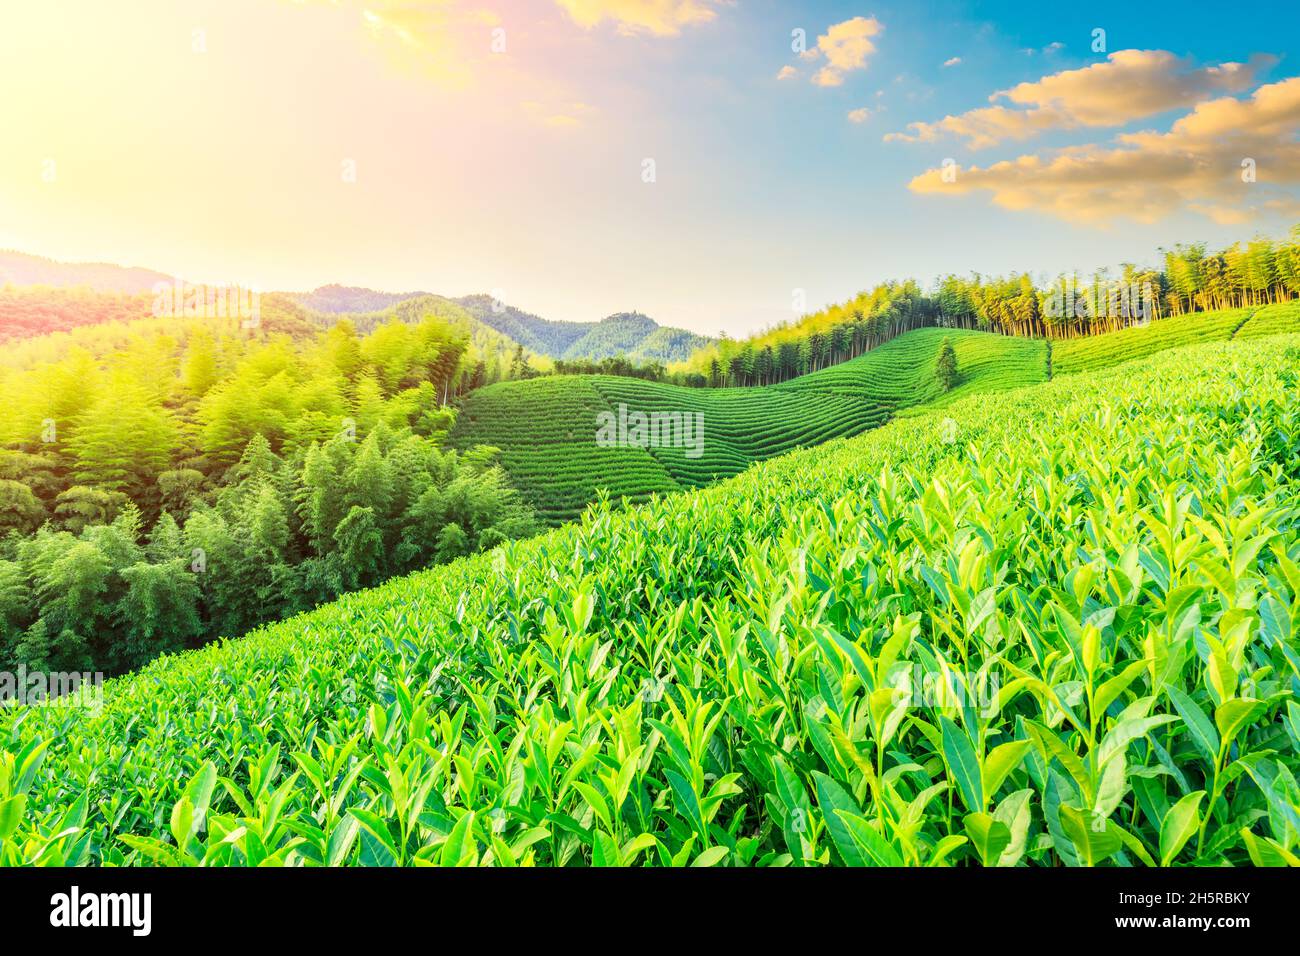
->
(807, 16, 884, 87)
(847, 107, 872, 123)
(554, 0, 723, 36)
(908, 75, 1300, 225)
(888, 49, 1276, 148)
(776, 65, 798, 81)
(942, 57, 961, 68)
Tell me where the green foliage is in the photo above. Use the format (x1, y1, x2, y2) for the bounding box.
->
(1052, 308, 1256, 376)
(1235, 300, 1300, 340)
(450, 376, 680, 524)
(0, 306, 542, 675)
(0, 425, 537, 674)
(0, 481, 45, 536)
(936, 338, 958, 391)
(2, 332, 1297, 867)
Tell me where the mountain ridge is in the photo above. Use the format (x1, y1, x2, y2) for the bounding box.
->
(0, 250, 710, 365)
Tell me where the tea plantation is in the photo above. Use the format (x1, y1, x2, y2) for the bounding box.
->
(452, 327, 1049, 522)
(452, 309, 1299, 523)
(2, 331, 1298, 866)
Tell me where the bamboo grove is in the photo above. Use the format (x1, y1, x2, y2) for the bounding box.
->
(0, 310, 540, 676)
(687, 225, 1300, 387)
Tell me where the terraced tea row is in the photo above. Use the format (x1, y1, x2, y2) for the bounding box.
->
(777, 327, 1047, 408)
(1051, 308, 1254, 377)
(589, 377, 886, 488)
(1235, 301, 1300, 340)
(446, 376, 679, 523)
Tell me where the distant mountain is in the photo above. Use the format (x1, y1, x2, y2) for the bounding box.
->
(456, 296, 710, 364)
(558, 311, 658, 360)
(289, 284, 427, 314)
(0, 249, 172, 294)
(305, 294, 526, 361)
(628, 325, 715, 364)
(454, 294, 592, 356)
(0, 252, 712, 363)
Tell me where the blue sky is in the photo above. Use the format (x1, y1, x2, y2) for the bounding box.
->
(2, 0, 1298, 335)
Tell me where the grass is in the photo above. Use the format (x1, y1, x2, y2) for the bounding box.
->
(3, 331, 1298, 867)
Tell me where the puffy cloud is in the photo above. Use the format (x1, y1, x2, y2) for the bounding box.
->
(942, 57, 961, 68)
(907, 76, 1300, 225)
(554, 0, 722, 36)
(776, 65, 798, 81)
(807, 16, 884, 87)
(887, 49, 1275, 148)
(847, 107, 872, 124)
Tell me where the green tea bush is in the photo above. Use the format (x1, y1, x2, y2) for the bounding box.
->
(2, 334, 1298, 867)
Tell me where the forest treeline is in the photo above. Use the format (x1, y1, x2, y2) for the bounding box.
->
(0, 308, 538, 675)
(0, 286, 154, 342)
(685, 226, 1300, 386)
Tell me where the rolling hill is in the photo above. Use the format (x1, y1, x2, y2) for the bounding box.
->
(450, 307, 1297, 523)
(4, 329, 1297, 867)
(450, 326, 1049, 523)
(288, 288, 712, 364)
(281, 290, 710, 365)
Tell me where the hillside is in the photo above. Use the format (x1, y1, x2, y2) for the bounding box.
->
(452, 307, 1299, 523)
(296, 290, 711, 365)
(1051, 307, 1255, 376)
(0, 285, 155, 342)
(680, 225, 1300, 385)
(559, 312, 661, 360)
(451, 327, 1046, 523)
(4, 331, 1297, 867)
(455, 294, 593, 356)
